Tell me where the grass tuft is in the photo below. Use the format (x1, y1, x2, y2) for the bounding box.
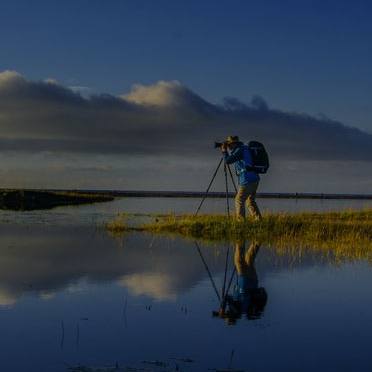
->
(105, 209, 372, 261)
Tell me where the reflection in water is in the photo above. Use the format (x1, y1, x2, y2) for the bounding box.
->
(0, 224, 356, 307)
(208, 241, 267, 325)
(0, 225, 205, 305)
(0, 223, 371, 372)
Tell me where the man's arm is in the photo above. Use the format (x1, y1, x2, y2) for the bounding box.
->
(222, 146, 243, 164)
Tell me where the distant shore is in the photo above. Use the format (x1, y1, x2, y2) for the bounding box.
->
(1, 188, 371, 211)
(0, 189, 114, 210)
(1, 188, 371, 200)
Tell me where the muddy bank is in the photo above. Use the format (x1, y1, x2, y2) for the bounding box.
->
(0, 190, 114, 210)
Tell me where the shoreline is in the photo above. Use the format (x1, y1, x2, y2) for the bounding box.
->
(1, 188, 372, 200)
(0, 190, 114, 211)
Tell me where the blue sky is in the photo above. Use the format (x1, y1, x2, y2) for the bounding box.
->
(1, 0, 371, 132)
(0, 0, 371, 192)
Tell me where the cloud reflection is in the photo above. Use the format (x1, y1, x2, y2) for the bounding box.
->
(0, 224, 341, 307)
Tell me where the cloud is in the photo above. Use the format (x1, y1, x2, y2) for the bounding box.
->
(123, 80, 199, 107)
(119, 273, 177, 301)
(69, 85, 94, 97)
(0, 70, 371, 161)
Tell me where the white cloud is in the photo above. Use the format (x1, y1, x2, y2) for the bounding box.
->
(119, 273, 177, 301)
(124, 80, 183, 106)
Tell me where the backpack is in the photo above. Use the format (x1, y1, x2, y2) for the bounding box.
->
(247, 141, 269, 174)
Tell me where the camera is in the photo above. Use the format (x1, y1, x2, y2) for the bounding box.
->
(214, 141, 225, 149)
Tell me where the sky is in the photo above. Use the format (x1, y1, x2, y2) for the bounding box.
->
(0, 0, 371, 192)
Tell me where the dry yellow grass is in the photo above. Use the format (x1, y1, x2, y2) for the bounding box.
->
(105, 209, 372, 262)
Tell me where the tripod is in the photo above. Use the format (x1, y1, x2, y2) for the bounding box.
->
(194, 157, 239, 314)
(195, 157, 238, 216)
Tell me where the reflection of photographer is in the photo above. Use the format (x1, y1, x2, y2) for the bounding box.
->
(220, 136, 262, 220)
(215, 240, 268, 325)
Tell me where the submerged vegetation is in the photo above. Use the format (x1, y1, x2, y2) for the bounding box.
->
(105, 209, 372, 261)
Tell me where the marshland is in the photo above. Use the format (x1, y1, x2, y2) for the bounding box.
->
(0, 194, 371, 371)
(106, 209, 372, 244)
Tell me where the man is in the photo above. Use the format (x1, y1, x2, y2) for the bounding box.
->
(221, 135, 262, 220)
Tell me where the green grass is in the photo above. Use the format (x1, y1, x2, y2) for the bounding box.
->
(105, 210, 372, 261)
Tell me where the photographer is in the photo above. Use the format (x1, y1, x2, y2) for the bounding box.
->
(221, 136, 262, 220)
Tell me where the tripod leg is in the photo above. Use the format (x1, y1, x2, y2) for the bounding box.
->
(195, 241, 221, 303)
(194, 157, 224, 216)
(224, 162, 230, 217)
(223, 266, 236, 304)
(227, 164, 238, 193)
(221, 244, 230, 300)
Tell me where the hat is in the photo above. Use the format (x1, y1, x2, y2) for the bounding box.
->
(226, 135, 240, 144)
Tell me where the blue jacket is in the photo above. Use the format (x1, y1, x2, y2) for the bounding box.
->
(223, 143, 260, 186)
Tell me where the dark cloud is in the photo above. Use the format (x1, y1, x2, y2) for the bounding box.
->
(0, 70, 371, 161)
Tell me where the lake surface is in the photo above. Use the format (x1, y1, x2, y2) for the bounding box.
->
(0, 196, 371, 226)
(0, 198, 371, 371)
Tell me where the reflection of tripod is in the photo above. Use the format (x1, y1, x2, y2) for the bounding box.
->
(195, 240, 237, 315)
(195, 157, 238, 216)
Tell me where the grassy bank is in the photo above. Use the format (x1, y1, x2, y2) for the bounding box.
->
(105, 210, 372, 255)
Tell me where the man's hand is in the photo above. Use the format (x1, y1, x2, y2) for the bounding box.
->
(221, 142, 228, 152)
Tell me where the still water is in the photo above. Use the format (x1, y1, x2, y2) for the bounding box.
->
(0, 198, 371, 371)
(0, 196, 371, 226)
